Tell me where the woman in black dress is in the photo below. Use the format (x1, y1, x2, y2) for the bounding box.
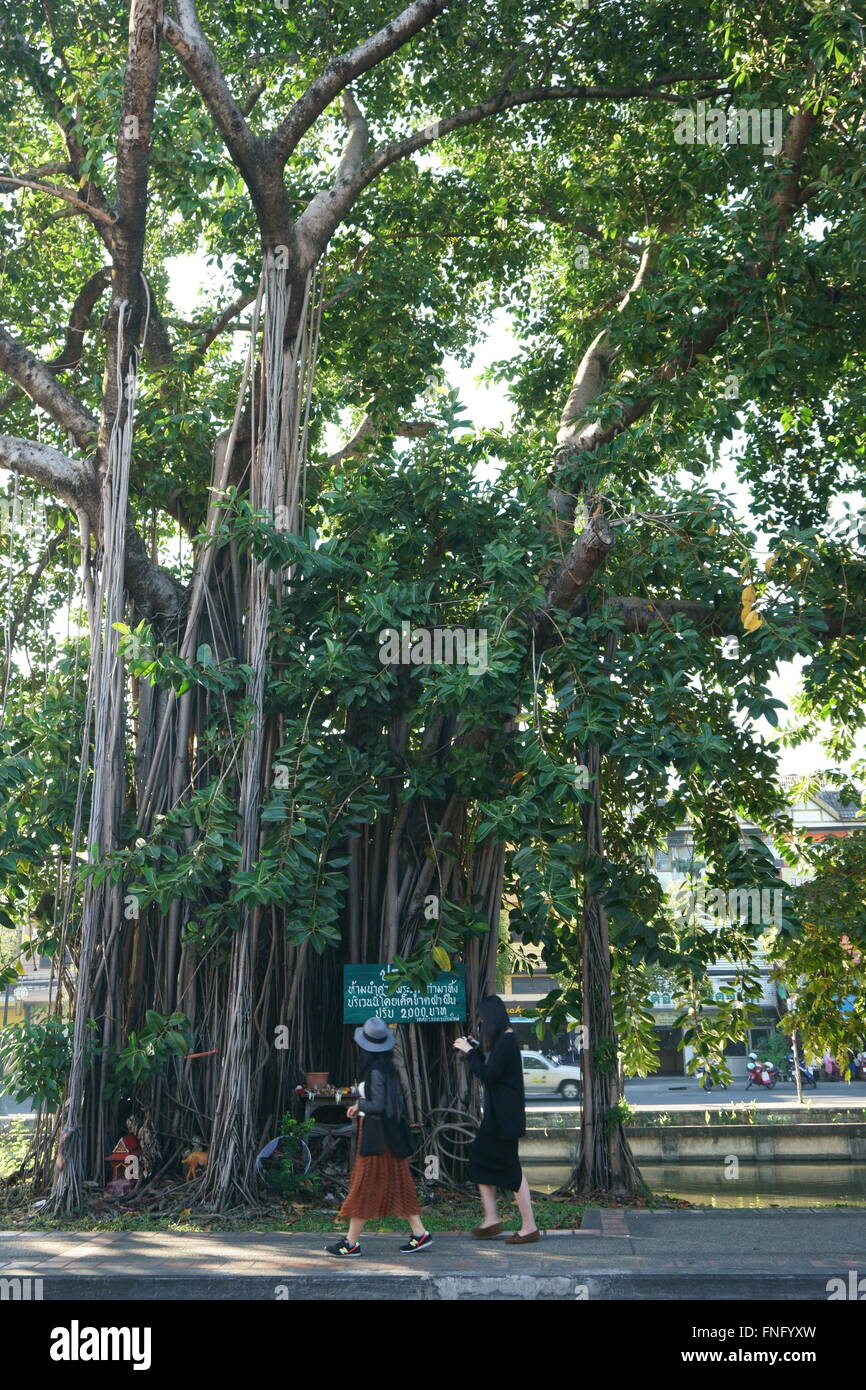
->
(454, 995, 539, 1244)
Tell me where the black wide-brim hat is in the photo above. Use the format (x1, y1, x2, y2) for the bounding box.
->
(354, 1016, 396, 1052)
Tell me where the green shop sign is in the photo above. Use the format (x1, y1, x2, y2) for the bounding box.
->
(343, 964, 466, 1024)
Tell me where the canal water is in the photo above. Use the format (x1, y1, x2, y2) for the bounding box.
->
(524, 1161, 866, 1206)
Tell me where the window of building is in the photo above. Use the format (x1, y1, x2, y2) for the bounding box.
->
(672, 854, 704, 874)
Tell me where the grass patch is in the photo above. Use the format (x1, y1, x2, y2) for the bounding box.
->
(0, 1192, 589, 1234)
(0, 1183, 696, 1233)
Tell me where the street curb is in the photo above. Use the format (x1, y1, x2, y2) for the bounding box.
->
(9, 1270, 845, 1300)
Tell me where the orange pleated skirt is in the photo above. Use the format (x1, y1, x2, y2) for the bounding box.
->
(340, 1119, 420, 1219)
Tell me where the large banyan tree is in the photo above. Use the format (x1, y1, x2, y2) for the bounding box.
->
(0, 1, 864, 1207)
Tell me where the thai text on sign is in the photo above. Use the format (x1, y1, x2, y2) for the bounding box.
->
(343, 965, 466, 1023)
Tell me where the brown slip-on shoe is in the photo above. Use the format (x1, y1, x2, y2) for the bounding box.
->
(505, 1229, 541, 1244)
(471, 1223, 503, 1238)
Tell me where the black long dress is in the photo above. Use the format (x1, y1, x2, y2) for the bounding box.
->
(464, 1030, 526, 1191)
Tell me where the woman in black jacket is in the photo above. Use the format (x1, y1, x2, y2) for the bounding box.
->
(454, 995, 539, 1244)
(326, 1016, 432, 1259)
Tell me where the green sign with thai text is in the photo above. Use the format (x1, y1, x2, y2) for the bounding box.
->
(343, 964, 466, 1023)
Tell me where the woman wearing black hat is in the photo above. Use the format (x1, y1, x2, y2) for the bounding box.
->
(326, 1016, 432, 1258)
(454, 994, 539, 1243)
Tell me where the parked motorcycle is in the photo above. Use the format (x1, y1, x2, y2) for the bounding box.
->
(784, 1053, 817, 1088)
(697, 1063, 728, 1092)
(746, 1056, 779, 1089)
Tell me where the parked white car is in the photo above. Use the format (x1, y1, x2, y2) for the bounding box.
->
(521, 1050, 582, 1100)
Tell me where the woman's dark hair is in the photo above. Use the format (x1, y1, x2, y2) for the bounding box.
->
(476, 995, 510, 1052)
(357, 1047, 396, 1081)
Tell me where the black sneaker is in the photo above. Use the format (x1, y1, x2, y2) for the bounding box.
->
(325, 1238, 361, 1258)
(399, 1231, 433, 1253)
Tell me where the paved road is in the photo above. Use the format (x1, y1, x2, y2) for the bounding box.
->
(526, 1077, 866, 1113)
(2, 1210, 864, 1300)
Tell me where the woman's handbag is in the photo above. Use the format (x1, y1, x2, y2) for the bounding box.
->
(358, 1071, 416, 1159)
(382, 1114, 415, 1160)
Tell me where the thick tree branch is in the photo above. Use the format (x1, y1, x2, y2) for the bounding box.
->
(601, 595, 855, 643)
(162, 3, 292, 245)
(270, 0, 456, 163)
(123, 519, 188, 621)
(0, 269, 111, 416)
(535, 241, 665, 614)
(141, 294, 177, 371)
(0, 435, 186, 621)
(0, 175, 116, 225)
(0, 436, 100, 517)
(532, 591, 858, 657)
(543, 513, 615, 615)
(604, 597, 730, 634)
(554, 109, 820, 467)
(296, 77, 716, 261)
(98, 0, 164, 460)
(0, 327, 98, 447)
(15, 161, 75, 181)
(299, 89, 374, 265)
(550, 241, 659, 534)
(556, 241, 656, 451)
(538, 112, 816, 622)
(769, 108, 819, 240)
(113, 1, 164, 309)
(334, 91, 369, 182)
(162, 6, 261, 176)
(527, 107, 822, 661)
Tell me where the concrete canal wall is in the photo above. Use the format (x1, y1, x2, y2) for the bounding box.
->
(521, 1117, 866, 1166)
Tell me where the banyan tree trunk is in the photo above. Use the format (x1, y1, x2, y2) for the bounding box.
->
(569, 638, 644, 1198)
(48, 255, 506, 1209)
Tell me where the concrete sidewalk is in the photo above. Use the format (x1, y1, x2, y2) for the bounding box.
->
(2, 1210, 865, 1299)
